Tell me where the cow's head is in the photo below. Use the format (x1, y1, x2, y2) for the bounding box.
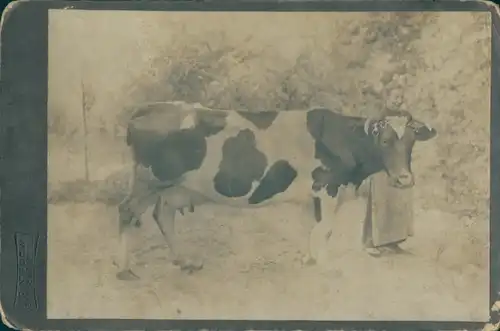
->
(364, 110, 437, 188)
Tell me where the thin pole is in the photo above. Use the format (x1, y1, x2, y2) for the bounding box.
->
(81, 79, 90, 182)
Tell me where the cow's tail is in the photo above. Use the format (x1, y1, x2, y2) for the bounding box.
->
(126, 125, 132, 146)
(121, 122, 139, 204)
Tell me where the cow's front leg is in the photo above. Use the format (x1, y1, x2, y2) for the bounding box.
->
(152, 194, 203, 274)
(303, 189, 339, 266)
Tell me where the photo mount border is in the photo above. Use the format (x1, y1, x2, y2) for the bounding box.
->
(0, 0, 498, 330)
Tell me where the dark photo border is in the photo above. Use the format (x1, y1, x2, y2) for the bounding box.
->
(0, 0, 498, 330)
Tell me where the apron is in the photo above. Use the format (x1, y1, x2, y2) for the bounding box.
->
(362, 171, 414, 248)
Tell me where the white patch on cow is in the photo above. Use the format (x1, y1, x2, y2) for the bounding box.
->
(192, 102, 211, 111)
(250, 180, 260, 193)
(170, 100, 192, 111)
(225, 111, 258, 128)
(169, 100, 211, 112)
(311, 184, 342, 221)
(385, 116, 409, 139)
(180, 111, 319, 208)
(363, 118, 371, 135)
(180, 112, 197, 129)
(308, 185, 341, 263)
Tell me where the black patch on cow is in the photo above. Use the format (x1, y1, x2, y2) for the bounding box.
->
(313, 197, 322, 222)
(149, 128, 207, 182)
(127, 108, 229, 183)
(307, 108, 361, 169)
(311, 140, 355, 198)
(306, 108, 390, 195)
(312, 166, 342, 198)
(127, 105, 174, 146)
(195, 110, 228, 137)
(130, 104, 159, 120)
(214, 129, 267, 197)
(248, 160, 298, 204)
(236, 111, 279, 130)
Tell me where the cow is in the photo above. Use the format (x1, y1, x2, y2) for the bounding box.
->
(115, 101, 437, 280)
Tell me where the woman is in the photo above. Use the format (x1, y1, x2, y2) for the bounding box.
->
(361, 171, 414, 257)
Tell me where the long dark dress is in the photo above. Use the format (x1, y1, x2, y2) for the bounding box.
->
(362, 172, 414, 249)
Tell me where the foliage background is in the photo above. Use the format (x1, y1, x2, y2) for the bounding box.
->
(48, 11, 491, 222)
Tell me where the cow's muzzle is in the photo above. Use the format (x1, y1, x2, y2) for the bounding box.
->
(389, 172, 415, 189)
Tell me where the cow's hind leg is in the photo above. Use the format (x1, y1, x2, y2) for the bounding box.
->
(152, 195, 203, 274)
(115, 162, 158, 280)
(116, 198, 140, 280)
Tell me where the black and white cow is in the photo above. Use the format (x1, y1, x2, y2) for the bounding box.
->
(116, 101, 437, 280)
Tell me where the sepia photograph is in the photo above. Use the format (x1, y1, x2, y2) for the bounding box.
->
(47, 10, 491, 321)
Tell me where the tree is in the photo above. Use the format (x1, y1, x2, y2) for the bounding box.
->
(81, 80, 95, 182)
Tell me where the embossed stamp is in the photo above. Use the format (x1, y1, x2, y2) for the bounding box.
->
(14, 233, 38, 311)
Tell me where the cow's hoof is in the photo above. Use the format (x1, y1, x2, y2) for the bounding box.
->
(180, 263, 204, 274)
(174, 258, 204, 273)
(116, 269, 140, 281)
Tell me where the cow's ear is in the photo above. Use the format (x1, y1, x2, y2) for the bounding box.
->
(364, 118, 385, 137)
(409, 120, 437, 141)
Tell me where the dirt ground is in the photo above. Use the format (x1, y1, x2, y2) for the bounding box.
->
(47, 136, 490, 320)
(47, 197, 489, 321)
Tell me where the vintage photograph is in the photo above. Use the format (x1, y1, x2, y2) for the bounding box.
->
(47, 10, 491, 321)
